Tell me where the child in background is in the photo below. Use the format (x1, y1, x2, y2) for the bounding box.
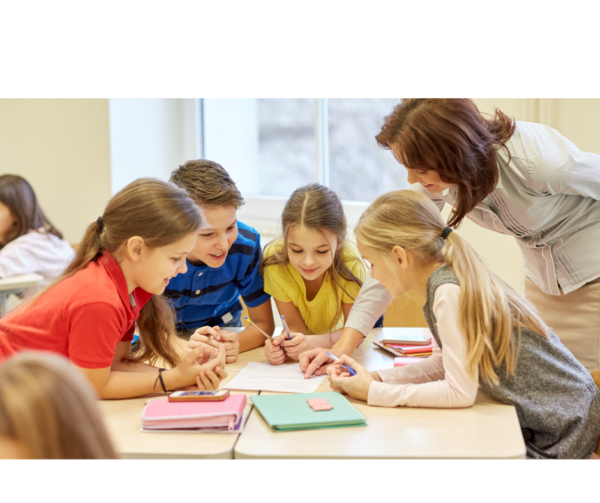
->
(0, 352, 118, 459)
(0, 178, 227, 399)
(0, 174, 74, 281)
(167, 160, 274, 363)
(327, 190, 600, 459)
(261, 184, 367, 365)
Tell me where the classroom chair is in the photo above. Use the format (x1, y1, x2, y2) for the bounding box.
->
(592, 370, 600, 457)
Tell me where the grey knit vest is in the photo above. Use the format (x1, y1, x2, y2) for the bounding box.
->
(422, 265, 600, 459)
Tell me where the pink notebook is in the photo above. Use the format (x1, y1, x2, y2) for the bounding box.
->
(142, 394, 246, 431)
(394, 356, 426, 367)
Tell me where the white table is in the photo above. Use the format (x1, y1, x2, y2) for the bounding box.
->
(98, 327, 526, 459)
(98, 371, 257, 459)
(233, 328, 526, 459)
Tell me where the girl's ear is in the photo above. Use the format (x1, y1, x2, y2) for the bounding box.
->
(124, 236, 145, 262)
(391, 245, 409, 269)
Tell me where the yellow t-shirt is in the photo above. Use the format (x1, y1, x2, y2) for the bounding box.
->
(263, 241, 367, 335)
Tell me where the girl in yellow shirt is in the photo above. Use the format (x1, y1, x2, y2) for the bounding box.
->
(260, 184, 367, 365)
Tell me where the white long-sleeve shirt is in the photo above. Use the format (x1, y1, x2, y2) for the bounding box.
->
(367, 283, 479, 408)
(0, 230, 75, 282)
(346, 121, 600, 339)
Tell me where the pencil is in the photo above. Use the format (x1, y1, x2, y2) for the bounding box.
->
(244, 316, 274, 341)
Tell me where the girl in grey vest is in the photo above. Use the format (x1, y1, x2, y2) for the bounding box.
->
(328, 190, 600, 459)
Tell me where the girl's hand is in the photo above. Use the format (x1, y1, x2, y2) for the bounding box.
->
(280, 332, 310, 360)
(264, 338, 286, 365)
(188, 326, 222, 351)
(173, 343, 225, 387)
(326, 355, 373, 402)
(217, 329, 240, 363)
(196, 363, 228, 390)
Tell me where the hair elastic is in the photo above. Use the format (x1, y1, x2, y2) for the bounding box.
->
(96, 216, 104, 229)
(441, 226, 453, 240)
(154, 368, 167, 393)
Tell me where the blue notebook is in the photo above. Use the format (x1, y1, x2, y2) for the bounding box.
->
(251, 392, 366, 431)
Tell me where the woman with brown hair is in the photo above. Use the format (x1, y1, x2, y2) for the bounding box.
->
(0, 178, 227, 398)
(301, 99, 600, 376)
(0, 174, 74, 281)
(0, 352, 118, 459)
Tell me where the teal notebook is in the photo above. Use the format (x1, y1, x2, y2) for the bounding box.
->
(250, 392, 367, 431)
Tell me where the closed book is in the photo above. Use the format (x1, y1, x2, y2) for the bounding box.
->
(387, 342, 434, 354)
(380, 327, 432, 346)
(250, 392, 366, 431)
(373, 340, 432, 358)
(394, 356, 427, 366)
(141, 394, 246, 431)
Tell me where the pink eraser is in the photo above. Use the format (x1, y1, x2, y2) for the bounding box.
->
(311, 404, 334, 411)
(307, 398, 328, 406)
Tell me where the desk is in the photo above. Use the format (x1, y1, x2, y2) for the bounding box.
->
(0, 273, 44, 314)
(99, 327, 526, 459)
(233, 328, 526, 459)
(98, 371, 256, 459)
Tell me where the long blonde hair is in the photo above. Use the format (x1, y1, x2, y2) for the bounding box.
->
(18, 178, 203, 368)
(355, 190, 550, 385)
(260, 184, 366, 333)
(0, 352, 118, 459)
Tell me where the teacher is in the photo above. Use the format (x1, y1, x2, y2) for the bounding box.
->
(301, 98, 600, 375)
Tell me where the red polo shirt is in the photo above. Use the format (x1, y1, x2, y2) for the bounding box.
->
(0, 251, 152, 368)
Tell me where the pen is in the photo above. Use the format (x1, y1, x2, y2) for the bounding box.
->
(244, 316, 274, 341)
(326, 352, 357, 376)
(280, 315, 292, 340)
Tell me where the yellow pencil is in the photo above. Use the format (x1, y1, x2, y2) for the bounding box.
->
(245, 316, 274, 341)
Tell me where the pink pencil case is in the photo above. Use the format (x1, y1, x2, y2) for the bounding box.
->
(142, 394, 246, 431)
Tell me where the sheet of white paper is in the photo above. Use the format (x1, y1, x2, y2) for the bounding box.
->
(222, 362, 326, 393)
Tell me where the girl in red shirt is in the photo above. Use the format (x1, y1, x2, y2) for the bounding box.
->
(0, 178, 227, 399)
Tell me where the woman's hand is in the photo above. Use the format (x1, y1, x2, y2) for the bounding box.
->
(279, 332, 310, 360)
(326, 355, 373, 402)
(218, 329, 240, 363)
(264, 337, 286, 365)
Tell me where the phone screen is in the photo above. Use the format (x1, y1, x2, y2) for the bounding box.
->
(178, 391, 221, 396)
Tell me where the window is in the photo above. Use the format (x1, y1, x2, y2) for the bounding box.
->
(202, 98, 406, 234)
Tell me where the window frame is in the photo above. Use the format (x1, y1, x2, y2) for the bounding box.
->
(199, 98, 383, 236)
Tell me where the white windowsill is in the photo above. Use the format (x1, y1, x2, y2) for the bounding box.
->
(237, 193, 369, 238)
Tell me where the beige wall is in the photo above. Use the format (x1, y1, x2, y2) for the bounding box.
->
(0, 99, 111, 244)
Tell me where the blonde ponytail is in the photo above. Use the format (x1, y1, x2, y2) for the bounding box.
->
(356, 190, 550, 385)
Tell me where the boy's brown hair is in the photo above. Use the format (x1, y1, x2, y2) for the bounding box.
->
(170, 160, 245, 208)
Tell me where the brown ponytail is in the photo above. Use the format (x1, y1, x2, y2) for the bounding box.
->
(375, 99, 516, 228)
(20, 178, 203, 368)
(356, 190, 550, 385)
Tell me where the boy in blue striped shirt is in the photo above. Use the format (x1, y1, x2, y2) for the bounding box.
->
(165, 160, 275, 362)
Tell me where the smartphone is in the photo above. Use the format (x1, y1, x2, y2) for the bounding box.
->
(168, 390, 230, 402)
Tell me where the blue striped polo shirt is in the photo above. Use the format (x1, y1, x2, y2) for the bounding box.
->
(163, 221, 270, 331)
